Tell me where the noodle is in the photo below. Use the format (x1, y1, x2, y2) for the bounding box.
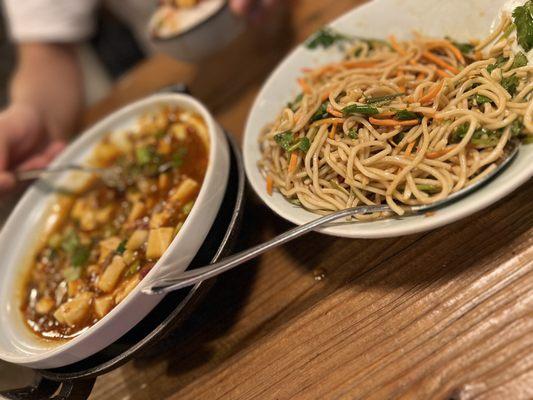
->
(258, 13, 532, 218)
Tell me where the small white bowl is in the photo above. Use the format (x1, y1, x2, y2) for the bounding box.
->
(0, 93, 230, 369)
(243, 0, 533, 239)
(148, 3, 245, 62)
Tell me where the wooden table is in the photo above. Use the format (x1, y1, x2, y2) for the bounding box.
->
(88, 1, 533, 399)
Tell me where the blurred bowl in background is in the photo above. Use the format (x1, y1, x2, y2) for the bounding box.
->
(149, 2, 245, 62)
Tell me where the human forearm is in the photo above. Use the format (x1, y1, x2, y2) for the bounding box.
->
(10, 43, 84, 140)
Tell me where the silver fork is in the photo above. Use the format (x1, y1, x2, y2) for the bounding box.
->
(142, 140, 520, 295)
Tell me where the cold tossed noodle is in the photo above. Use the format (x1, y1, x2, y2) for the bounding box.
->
(258, 8, 533, 218)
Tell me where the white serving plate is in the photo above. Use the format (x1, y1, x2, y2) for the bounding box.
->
(243, 0, 533, 238)
(0, 94, 230, 368)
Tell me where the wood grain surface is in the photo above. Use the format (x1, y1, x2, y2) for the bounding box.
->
(87, 1, 533, 399)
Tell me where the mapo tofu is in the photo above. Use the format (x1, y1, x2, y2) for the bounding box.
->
(21, 106, 209, 339)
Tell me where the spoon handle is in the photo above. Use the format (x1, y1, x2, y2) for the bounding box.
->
(142, 139, 520, 295)
(14, 165, 98, 182)
(142, 204, 391, 294)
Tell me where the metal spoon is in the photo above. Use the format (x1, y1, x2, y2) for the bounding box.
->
(14, 163, 174, 190)
(142, 139, 520, 295)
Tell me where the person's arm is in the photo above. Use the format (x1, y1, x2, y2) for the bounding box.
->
(0, 43, 83, 188)
(11, 43, 83, 141)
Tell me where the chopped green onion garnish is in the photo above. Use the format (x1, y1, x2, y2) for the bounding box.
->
(341, 104, 379, 115)
(115, 240, 127, 255)
(395, 110, 419, 120)
(306, 28, 351, 49)
(487, 56, 508, 73)
(416, 184, 440, 193)
(62, 266, 82, 282)
(288, 93, 303, 111)
(513, 0, 533, 52)
(136, 147, 154, 165)
(366, 93, 403, 105)
(474, 94, 493, 105)
(310, 101, 330, 122)
(183, 201, 195, 215)
(172, 148, 188, 168)
(500, 74, 520, 95)
(274, 131, 295, 152)
(511, 52, 528, 69)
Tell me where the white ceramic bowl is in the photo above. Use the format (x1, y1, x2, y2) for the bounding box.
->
(0, 93, 230, 368)
(149, 3, 245, 62)
(243, 0, 533, 239)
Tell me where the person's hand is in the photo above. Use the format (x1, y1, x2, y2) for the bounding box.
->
(229, 0, 280, 20)
(0, 43, 83, 192)
(0, 103, 66, 190)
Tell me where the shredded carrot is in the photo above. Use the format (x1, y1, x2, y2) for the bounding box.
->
(416, 72, 425, 81)
(311, 117, 346, 126)
(389, 35, 406, 55)
(328, 123, 338, 139)
(404, 141, 415, 156)
(326, 105, 344, 118)
(320, 91, 330, 101)
(288, 153, 299, 174)
(310, 64, 342, 76)
(341, 60, 379, 69)
(369, 117, 419, 127)
(266, 175, 274, 195)
(435, 69, 452, 79)
(420, 109, 436, 117)
(396, 70, 406, 92)
(426, 146, 454, 159)
(419, 80, 444, 104)
(474, 50, 483, 61)
(409, 59, 418, 65)
(374, 110, 396, 118)
(446, 42, 466, 65)
(422, 51, 460, 74)
(429, 41, 465, 64)
(298, 78, 312, 95)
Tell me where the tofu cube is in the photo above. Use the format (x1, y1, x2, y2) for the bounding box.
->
(126, 230, 148, 251)
(170, 178, 198, 204)
(92, 142, 121, 164)
(114, 274, 141, 304)
(71, 199, 87, 221)
(170, 123, 187, 141)
(149, 210, 170, 229)
(97, 256, 126, 293)
(67, 279, 84, 297)
(35, 297, 55, 315)
(158, 173, 170, 190)
(95, 205, 114, 224)
(128, 202, 146, 222)
(99, 237, 121, 263)
(53, 292, 93, 327)
(146, 228, 174, 259)
(94, 295, 115, 319)
(79, 211, 97, 231)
